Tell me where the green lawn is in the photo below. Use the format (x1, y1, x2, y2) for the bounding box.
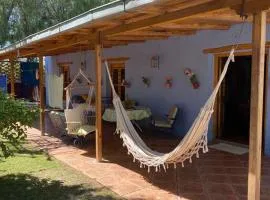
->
(0, 144, 122, 200)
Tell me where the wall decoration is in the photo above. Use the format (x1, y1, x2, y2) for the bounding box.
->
(184, 68, 200, 89)
(121, 79, 131, 88)
(151, 55, 160, 69)
(165, 76, 173, 89)
(142, 76, 150, 88)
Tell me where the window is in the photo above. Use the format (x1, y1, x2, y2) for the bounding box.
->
(110, 62, 125, 101)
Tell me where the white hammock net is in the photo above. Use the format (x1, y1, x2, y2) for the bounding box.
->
(65, 69, 95, 110)
(64, 69, 96, 136)
(105, 49, 235, 172)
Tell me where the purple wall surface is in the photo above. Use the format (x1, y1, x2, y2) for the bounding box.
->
(46, 24, 270, 155)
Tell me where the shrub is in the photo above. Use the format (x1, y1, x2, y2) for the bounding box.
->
(0, 91, 38, 157)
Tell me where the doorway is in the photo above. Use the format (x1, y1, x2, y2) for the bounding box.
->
(215, 54, 267, 145)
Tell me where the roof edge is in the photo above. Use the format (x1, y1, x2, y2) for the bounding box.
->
(0, 0, 156, 57)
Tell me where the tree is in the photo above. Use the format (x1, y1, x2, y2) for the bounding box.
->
(0, 91, 38, 158)
(0, 0, 16, 47)
(0, 0, 114, 47)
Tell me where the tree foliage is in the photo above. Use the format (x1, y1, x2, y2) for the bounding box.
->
(0, 0, 114, 47)
(0, 91, 38, 157)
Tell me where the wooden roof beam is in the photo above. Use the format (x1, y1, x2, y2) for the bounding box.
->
(107, 35, 169, 41)
(103, 0, 256, 36)
(110, 31, 174, 37)
(124, 13, 159, 24)
(18, 39, 135, 58)
(104, 39, 145, 44)
(160, 0, 213, 12)
(203, 42, 270, 54)
(15, 38, 93, 57)
(41, 34, 95, 52)
(135, 29, 197, 36)
(152, 23, 230, 30)
(186, 16, 246, 24)
(232, 0, 270, 15)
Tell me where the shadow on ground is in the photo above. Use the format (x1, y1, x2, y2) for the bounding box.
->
(0, 173, 121, 200)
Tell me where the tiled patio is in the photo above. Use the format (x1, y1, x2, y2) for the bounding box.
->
(27, 117, 270, 200)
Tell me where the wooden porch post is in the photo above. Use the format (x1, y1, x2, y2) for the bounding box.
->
(248, 11, 267, 200)
(95, 32, 103, 162)
(39, 56, 45, 136)
(10, 59, 15, 97)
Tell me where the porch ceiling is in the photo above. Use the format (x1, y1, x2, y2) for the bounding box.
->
(0, 0, 270, 60)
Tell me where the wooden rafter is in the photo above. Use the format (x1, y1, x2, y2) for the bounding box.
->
(203, 42, 270, 54)
(102, 0, 256, 36)
(151, 23, 230, 30)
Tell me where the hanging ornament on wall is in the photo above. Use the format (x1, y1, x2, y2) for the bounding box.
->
(164, 76, 173, 89)
(151, 55, 160, 69)
(184, 68, 200, 89)
(151, 43, 161, 69)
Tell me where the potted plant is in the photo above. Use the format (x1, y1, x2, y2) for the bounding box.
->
(142, 76, 150, 88)
(184, 68, 200, 89)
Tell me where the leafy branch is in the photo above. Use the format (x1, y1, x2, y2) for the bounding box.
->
(0, 91, 38, 158)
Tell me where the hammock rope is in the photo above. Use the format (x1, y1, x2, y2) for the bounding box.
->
(104, 48, 235, 172)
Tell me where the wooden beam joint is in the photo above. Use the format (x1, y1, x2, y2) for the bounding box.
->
(232, 0, 270, 16)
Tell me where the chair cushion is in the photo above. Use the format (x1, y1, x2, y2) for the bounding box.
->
(168, 106, 178, 125)
(74, 125, 96, 136)
(154, 120, 172, 128)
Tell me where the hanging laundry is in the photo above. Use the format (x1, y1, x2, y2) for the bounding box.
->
(21, 62, 39, 87)
(47, 74, 63, 109)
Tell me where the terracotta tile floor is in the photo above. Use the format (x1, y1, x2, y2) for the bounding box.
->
(26, 117, 270, 200)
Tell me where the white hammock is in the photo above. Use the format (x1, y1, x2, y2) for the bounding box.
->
(105, 49, 235, 172)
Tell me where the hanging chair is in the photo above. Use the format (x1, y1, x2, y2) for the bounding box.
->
(64, 69, 96, 144)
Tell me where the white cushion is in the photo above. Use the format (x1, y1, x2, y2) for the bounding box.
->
(154, 120, 172, 128)
(74, 125, 96, 136)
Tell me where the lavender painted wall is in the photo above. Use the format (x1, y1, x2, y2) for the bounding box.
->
(45, 24, 270, 154)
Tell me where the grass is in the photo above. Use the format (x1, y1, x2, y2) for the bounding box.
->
(0, 144, 122, 200)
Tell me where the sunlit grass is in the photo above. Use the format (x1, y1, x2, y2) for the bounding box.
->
(0, 143, 122, 200)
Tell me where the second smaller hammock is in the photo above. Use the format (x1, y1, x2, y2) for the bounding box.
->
(64, 69, 96, 142)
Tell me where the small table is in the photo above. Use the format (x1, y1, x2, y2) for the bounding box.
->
(102, 106, 152, 131)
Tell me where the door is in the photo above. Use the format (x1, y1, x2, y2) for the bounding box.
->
(219, 55, 252, 144)
(110, 62, 125, 101)
(217, 55, 267, 145)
